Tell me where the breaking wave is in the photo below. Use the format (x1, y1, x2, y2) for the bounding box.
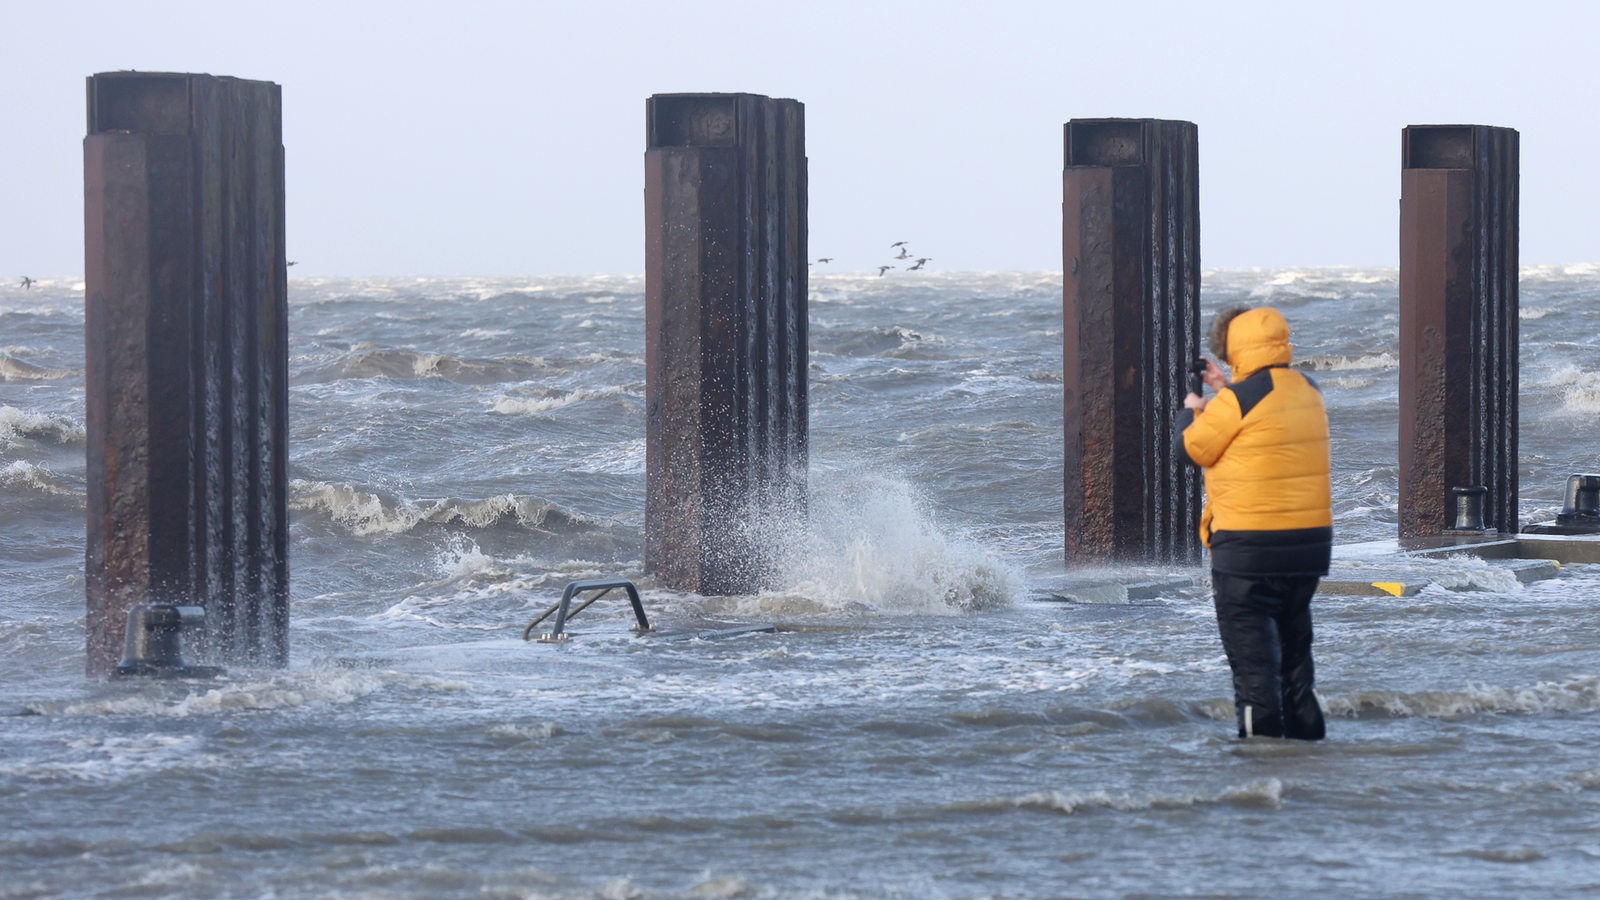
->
(746, 469, 1021, 615)
(1324, 675, 1600, 720)
(288, 479, 599, 536)
(1297, 351, 1398, 372)
(0, 355, 78, 382)
(970, 777, 1285, 816)
(0, 460, 80, 498)
(1544, 364, 1600, 415)
(0, 406, 85, 449)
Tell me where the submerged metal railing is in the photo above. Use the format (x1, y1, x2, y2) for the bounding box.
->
(522, 578, 652, 643)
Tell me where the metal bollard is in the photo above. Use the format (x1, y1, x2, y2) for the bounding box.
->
(1556, 474, 1600, 527)
(116, 605, 223, 678)
(1449, 485, 1488, 532)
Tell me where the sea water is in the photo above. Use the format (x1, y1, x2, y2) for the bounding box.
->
(3, 267, 1599, 897)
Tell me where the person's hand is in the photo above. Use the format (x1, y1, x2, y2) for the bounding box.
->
(1184, 392, 1207, 411)
(1200, 357, 1229, 392)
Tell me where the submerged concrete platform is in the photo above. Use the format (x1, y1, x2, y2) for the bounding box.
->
(643, 621, 777, 642)
(1321, 531, 1600, 597)
(1032, 571, 1198, 605)
(1032, 531, 1600, 604)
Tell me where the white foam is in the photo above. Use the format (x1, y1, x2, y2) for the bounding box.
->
(1008, 776, 1283, 815)
(54, 668, 398, 719)
(0, 460, 78, 497)
(1540, 364, 1600, 414)
(757, 469, 1021, 614)
(0, 405, 85, 449)
(0, 733, 209, 783)
(572, 439, 646, 475)
(487, 386, 632, 416)
(0, 356, 77, 381)
(288, 480, 583, 536)
(1299, 351, 1398, 372)
(1324, 674, 1600, 719)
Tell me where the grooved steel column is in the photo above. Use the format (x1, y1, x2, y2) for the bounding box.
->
(1399, 125, 1519, 538)
(1062, 119, 1202, 565)
(84, 72, 289, 677)
(644, 93, 808, 595)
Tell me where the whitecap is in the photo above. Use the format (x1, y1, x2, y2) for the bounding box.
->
(0, 355, 77, 381)
(1006, 776, 1283, 815)
(1324, 674, 1600, 719)
(0, 460, 80, 497)
(0, 406, 85, 449)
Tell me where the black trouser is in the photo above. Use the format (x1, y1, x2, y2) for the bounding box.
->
(1211, 571, 1326, 740)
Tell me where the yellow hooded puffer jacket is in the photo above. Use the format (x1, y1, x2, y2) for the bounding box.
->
(1182, 307, 1332, 551)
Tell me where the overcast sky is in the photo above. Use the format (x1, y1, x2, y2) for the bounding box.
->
(4, 1, 1594, 278)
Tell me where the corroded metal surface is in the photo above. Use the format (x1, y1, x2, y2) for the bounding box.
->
(1062, 119, 1202, 565)
(644, 94, 807, 594)
(1399, 125, 1519, 538)
(84, 72, 288, 677)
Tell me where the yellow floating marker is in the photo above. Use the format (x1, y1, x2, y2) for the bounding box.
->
(1371, 582, 1407, 597)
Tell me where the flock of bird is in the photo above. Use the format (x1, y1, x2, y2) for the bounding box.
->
(19, 249, 925, 288)
(811, 241, 932, 276)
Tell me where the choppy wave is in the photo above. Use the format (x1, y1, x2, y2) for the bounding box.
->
(27, 668, 418, 721)
(288, 479, 599, 536)
(997, 777, 1284, 815)
(0, 355, 77, 381)
(10, 269, 1600, 897)
(294, 346, 547, 384)
(569, 439, 646, 475)
(0, 406, 85, 448)
(1521, 263, 1600, 279)
(1325, 674, 1600, 719)
(1241, 267, 1397, 300)
(823, 325, 951, 359)
(1543, 364, 1600, 415)
(1298, 351, 1398, 372)
(488, 385, 638, 415)
(0, 460, 81, 498)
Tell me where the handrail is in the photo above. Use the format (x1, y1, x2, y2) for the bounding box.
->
(522, 578, 652, 642)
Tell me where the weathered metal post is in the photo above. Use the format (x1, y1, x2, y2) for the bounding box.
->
(84, 72, 289, 677)
(643, 93, 808, 594)
(1398, 125, 1519, 538)
(1062, 118, 1203, 565)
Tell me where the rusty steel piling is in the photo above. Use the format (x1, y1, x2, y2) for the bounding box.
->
(84, 72, 289, 677)
(643, 93, 808, 594)
(1398, 125, 1519, 538)
(1062, 118, 1203, 565)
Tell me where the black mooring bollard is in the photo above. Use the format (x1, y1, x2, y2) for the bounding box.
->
(643, 93, 808, 595)
(1062, 118, 1202, 565)
(84, 72, 290, 677)
(1556, 474, 1600, 527)
(1398, 125, 1519, 539)
(116, 605, 223, 679)
(1448, 485, 1488, 532)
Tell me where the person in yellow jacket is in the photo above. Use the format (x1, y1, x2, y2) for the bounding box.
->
(1176, 305, 1331, 740)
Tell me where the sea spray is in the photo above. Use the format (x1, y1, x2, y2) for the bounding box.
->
(748, 466, 1020, 614)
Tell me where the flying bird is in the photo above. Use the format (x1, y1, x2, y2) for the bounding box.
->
(907, 258, 932, 270)
(19, 276, 34, 289)
(814, 257, 833, 264)
(893, 247, 911, 259)
(876, 265, 895, 277)
(890, 241, 908, 248)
